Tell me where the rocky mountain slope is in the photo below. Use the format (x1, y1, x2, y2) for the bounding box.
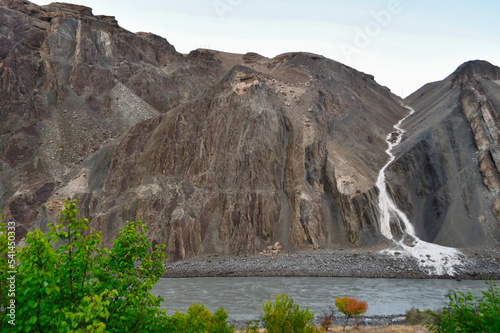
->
(1, 0, 498, 260)
(0, 0, 218, 240)
(388, 60, 500, 249)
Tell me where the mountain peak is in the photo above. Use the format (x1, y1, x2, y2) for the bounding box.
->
(453, 60, 500, 81)
(44, 2, 93, 16)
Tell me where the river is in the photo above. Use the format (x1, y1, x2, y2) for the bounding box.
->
(151, 277, 496, 321)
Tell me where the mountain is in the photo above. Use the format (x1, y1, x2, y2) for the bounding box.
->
(387, 60, 500, 248)
(1, 0, 498, 260)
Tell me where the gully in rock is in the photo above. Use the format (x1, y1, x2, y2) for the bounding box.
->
(376, 104, 462, 276)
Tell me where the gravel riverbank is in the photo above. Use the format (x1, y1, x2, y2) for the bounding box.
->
(229, 314, 413, 330)
(163, 248, 500, 280)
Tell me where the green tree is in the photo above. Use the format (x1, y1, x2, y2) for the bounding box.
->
(0, 200, 161, 331)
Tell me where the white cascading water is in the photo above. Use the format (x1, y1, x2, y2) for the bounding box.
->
(376, 104, 462, 276)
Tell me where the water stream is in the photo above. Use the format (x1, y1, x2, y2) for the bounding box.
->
(376, 104, 461, 275)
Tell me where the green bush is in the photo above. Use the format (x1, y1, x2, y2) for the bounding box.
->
(261, 294, 318, 333)
(164, 303, 234, 333)
(404, 307, 433, 325)
(0, 200, 234, 332)
(243, 319, 260, 333)
(426, 280, 500, 332)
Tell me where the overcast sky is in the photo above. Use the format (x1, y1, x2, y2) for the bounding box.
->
(32, 0, 500, 97)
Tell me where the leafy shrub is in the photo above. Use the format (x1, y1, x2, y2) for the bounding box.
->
(164, 303, 234, 333)
(261, 294, 318, 333)
(426, 280, 500, 333)
(405, 307, 433, 325)
(243, 320, 260, 333)
(334, 296, 367, 330)
(318, 315, 332, 330)
(318, 306, 334, 330)
(0, 200, 234, 332)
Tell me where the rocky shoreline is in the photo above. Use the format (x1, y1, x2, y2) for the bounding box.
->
(163, 248, 500, 280)
(229, 314, 411, 330)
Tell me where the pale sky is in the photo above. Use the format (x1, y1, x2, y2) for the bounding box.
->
(31, 0, 500, 97)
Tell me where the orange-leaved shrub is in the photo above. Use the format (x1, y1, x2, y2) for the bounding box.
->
(335, 296, 367, 330)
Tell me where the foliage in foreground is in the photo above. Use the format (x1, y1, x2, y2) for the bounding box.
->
(261, 294, 319, 333)
(318, 307, 334, 330)
(335, 296, 367, 330)
(425, 280, 500, 333)
(243, 319, 260, 333)
(0, 200, 233, 332)
(404, 307, 433, 325)
(165, 303, 234, 333)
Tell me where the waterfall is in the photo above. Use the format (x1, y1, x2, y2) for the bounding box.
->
(376, 104, 462, 276)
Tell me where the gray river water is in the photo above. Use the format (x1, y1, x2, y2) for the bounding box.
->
(151, 277, 496, 321)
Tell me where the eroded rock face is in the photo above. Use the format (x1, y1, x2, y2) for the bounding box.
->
(87, 60, 406, 256)
(0, 0, 217, 239)
(387, 60, 500, 248)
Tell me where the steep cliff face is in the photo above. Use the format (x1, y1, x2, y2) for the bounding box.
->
(0, 0, 217, 240)
(387, 61, 500, 248)
(79, 53, 408, 257)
